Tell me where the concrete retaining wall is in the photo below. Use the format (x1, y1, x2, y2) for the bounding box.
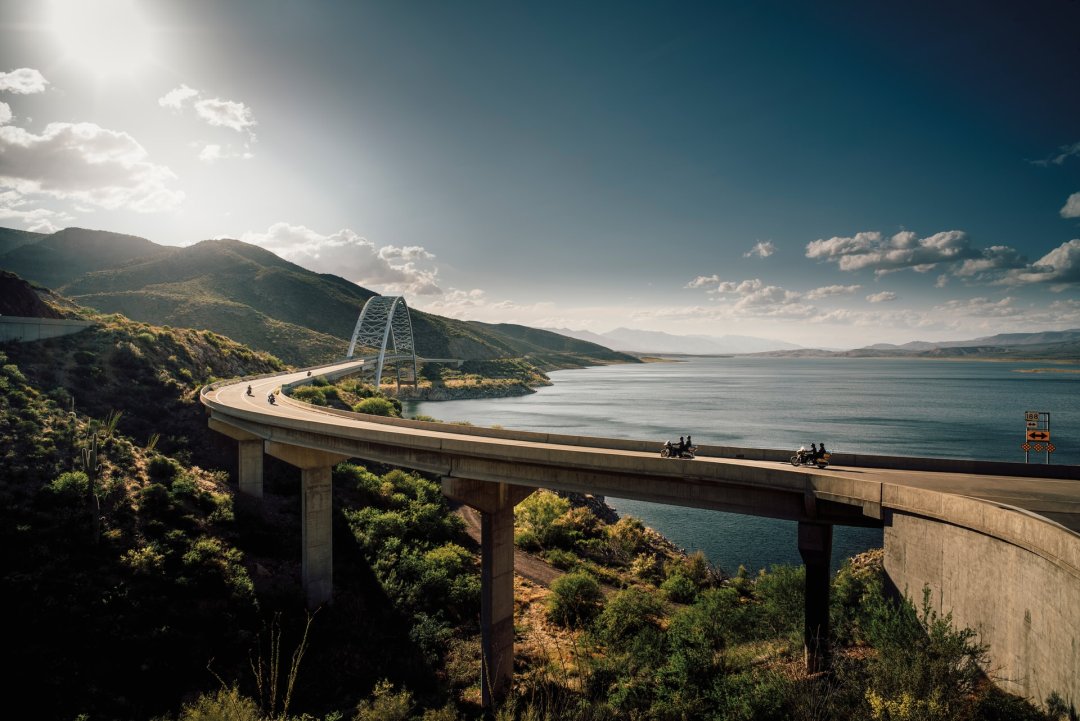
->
(885, 502, 1079, 707)
(0, 316, 95, 343)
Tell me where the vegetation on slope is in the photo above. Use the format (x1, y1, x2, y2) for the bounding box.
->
(2, 225, 638, 369)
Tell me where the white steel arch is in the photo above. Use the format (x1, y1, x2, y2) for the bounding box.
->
(346, 296, 418, 388)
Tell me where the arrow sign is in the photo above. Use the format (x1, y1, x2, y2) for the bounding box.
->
(1026, 430, 1051, 441)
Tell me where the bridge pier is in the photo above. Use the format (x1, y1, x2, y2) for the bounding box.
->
(443, 478, 534, 708)
(238, 440, 264, 498)
(208, 418, 265, 497)
(798, 521, 833, 674)
(266, 442, 349, 608)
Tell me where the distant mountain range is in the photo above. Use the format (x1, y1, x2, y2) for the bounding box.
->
(751, 329, 1080, 361)
(545, 326, 803, 355)
(0, 226, 636, 368)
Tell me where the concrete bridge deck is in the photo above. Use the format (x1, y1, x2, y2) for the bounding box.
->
(203, 359, 1080, 709)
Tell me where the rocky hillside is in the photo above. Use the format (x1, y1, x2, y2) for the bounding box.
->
(0, 269, 62, 318)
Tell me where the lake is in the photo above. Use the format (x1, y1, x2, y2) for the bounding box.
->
(405, 357, 1080, 573)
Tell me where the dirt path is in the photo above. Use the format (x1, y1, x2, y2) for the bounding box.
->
(456, 504, 564, 587)
(455, 504, 621, 596)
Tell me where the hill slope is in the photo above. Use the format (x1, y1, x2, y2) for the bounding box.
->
(0, 227, 163, 288)
(1, 226, 634, 367)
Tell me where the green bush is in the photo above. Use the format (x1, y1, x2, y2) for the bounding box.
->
(594, 587, 666, 648)
(543, 548, 580, 570)
(514, 490, 583, 550)
(48, 470, 89, 497)
(148, 456, 179, 482)
(353, 397, 400, 417)
(547, 571, 603, 627)
(755, 565, 805, 638)
(660, 573, 698, 604)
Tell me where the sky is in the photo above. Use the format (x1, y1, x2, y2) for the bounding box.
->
(1, 0, 1079, 347)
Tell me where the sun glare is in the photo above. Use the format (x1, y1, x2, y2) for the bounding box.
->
(49, 0, 155, 78)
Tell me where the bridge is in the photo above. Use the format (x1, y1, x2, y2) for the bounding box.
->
(202, 300, 1080, 709)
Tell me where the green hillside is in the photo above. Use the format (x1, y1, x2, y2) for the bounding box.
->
(1, 226, 637, 369)
(0, 225, 45, 255)
(0, 226, 163, 288)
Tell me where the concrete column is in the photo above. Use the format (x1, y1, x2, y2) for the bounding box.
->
(480, 502, 515, 707)
(798, 521, 833, 674)
(302, 465, 333, 608)
(442, 477, 534, 707)
(238, 439, 264, 498)
(264, 442, 349, 609)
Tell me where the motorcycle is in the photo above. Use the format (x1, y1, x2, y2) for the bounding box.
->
(267, 393, 276, 405)
(661, 442, 697, 459)
(246, 385, 253, 396)
(790, 449, 830, 469)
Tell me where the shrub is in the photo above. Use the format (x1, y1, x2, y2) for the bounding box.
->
(354, 680, 412, 721)
(547, 571, 603, 627)
(148, 456, 179, 483)
(543, 548, 580, 570)
(353, 397, 400, 417)
(515, 491, 572, 549)
(755, 564, 805, 638)
(48, 470, 89, 497)
(176, 686, 262, 721)
(607, 516, 647, 559)
(594, 587, 666, 648)
(660, 573, 698, 604)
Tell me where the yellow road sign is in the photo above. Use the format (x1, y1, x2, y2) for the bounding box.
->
(1026, 430, 1051, 441)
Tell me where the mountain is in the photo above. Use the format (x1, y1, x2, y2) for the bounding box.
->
(0, 269, 62, 318)
(866, 330, 1080, 352)
(0, 227, 162, 288)
(547, 326, 802, 354)
(0, 226, 45, 255)
(1, 226, 634, 368)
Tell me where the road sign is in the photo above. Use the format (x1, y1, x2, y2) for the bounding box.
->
(1026, 420, 1039, 429)
(1026, 430, 1051, 441)
(1021, 442, 1031, 451)
(1047, 443, 1056, 453)
(1032, 443, 1044, 452)
(1025, 411, 1040, 421)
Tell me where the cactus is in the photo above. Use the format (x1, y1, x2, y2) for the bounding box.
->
(80, 429, 103, 544)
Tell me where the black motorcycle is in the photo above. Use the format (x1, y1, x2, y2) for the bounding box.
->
(661, 442, 697, 459)
(790, 448, 829, 469)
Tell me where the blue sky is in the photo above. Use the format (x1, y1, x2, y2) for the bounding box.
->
(1, 0, 1078, 345)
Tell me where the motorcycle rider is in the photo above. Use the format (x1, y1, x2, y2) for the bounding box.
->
(817, 442, 827, 460)
(678, 436, 686, 457)
(808, 443, 817, 462)
(267, 392, 275, 405)
(246, 384, 253, 396)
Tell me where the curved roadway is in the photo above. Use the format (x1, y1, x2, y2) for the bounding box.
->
(203, 360, 1080, 534)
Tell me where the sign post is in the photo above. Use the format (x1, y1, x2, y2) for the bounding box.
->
(1022, 411, 1052, 464)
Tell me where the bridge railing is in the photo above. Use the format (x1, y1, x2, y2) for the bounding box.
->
(267, 372, 1079, 481)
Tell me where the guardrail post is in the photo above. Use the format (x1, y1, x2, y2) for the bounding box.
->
(442, 478, 534, 708)
(798, 521, 833, 674)
(265, 443, 349, 608)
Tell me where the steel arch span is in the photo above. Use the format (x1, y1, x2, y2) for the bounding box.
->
(346, 296, 418, 388)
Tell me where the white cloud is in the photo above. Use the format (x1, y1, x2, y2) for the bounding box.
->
(933, 297, 1020, 318)
(0, 121, 184, 212)
(685, 274, 720, 289)
(0, 101, 10, 125)
(1003, 239, 1080, 287)
(935, 274, 949, 288)
(806, 229, 975, 275)
(195, 97, 257, 135)
(866, 291, 897, 303)
(743, 240, 776, 258)
(0, 68, 49, 94)
(805, 284, 861, 300)
(159, 84, 258, 158)
(954, 245, 1025, 278)
(0, 189, 70, 233)
(1032, 141, 1080, 167)
(158, 84, 199, 110)
(1061, 192, 1080, 219)
(239, 222, 443, 296)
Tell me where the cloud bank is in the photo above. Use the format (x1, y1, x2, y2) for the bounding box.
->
(239, 222, 442, 296)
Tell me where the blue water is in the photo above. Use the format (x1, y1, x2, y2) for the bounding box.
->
(406, 357, 1080, 573)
